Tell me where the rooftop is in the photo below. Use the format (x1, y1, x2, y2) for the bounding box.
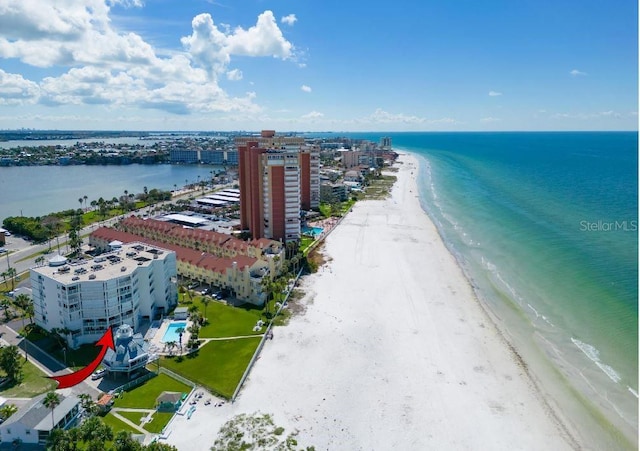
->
(31, 242, 173, 284)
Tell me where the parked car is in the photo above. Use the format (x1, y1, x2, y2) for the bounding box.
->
(91, 369, 106, 380)
(3, 231, 10, 236)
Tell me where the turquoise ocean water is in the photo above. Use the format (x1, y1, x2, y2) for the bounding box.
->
(353, 131, 638, 445)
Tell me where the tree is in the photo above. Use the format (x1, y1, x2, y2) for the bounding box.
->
(83, 195, 88, 212)
(5, 267, 17, 291)
(42, 215, 61, 251)
(201, 297, 211, 324)
(112, 430, 143, 451)
(43, 391, 61, 430)
(80, 416, 114, 444)
(176, 327, 185, 353)
(166, 341, 176, 356)
(0, 299, 10, 322)
(46, 428, 71, 451)
(145, 443, 178, 451)
(0, 403, 17, 420)
(78, 393, 98, 416)
(0, 345, 23, 382)
(35, 255, 45, 267)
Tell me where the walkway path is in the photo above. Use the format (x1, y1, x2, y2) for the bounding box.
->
(110, 408, 153, 435)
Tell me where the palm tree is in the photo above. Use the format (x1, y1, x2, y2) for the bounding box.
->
(43, 391, 61, 430)
(83, 195, 88, 211)
(35, 255, 45, 267)
(201, 297, 211, 324)
(166, 341, 176, 356)
(78, 197, 84, 211)
(176, 327, 185, 352)
(6, 267, 16, 291)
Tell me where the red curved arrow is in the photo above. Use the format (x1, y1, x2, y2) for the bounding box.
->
(48, 326, 115, 389)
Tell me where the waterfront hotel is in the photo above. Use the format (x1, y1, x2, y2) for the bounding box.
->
(30, 242, 177, 349)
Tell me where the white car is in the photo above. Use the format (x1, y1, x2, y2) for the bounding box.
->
(91, 369, 106, 380)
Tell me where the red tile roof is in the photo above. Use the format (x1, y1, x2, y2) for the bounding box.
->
(91, 227, 257, 273)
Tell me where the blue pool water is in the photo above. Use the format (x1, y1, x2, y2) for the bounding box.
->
(302, 226, 323, 237)
(162, 321, 187, 343)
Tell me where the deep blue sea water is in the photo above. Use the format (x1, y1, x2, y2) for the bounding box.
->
(352, 131, 638, 444)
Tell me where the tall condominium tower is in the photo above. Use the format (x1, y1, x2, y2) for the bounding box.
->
(238, 134, 319, 242)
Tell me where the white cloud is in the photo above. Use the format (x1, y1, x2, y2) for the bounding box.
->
(0, 69, 40, 105)
(0, 3, 296, 115)
(225, 11, 294, 59)
(551, 110, 622, 120)
(301, 85, 312, 93)
(302, 111, 323, 119)
(369, 108, 426, 124)
(281, 14, 297, 26)
(488, 90, 502, 96)
(570, 69, 587, 76)
(480, 117, 501, 122)
(226, 69, 243, 81)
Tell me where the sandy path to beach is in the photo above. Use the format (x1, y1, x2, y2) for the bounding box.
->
(166, 153, 578, 450)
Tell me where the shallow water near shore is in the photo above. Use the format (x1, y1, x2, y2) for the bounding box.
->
(384, 132, 637, 446)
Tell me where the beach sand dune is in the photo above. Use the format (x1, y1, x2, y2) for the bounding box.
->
(167, 153, 579, 450)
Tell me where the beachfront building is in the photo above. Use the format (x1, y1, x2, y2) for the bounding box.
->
(234, 129, 305, 151)
(102, 323, 149, 380)
(0, 394, 80, 446)
(30, 244, 177, 349)
(237, 134, 319, 242)
(90, 226, 279, 305)
(380, 136, 392, 150)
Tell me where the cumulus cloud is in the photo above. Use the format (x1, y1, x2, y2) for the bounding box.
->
(0, 3, 296, 115)
(281, 14, 297, 26)
(481, 117, 501, 122)
(0, 69, 40, 105)
(226, 69, 243, 81)
(301, 85, 312, 92)
(488, 90, 502, 96)
(570, 69, 587, 76)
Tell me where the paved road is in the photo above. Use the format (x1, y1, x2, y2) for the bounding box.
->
(0, 320, 100, 398)
(2, 184, 228, 279)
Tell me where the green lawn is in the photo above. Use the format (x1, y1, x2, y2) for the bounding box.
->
(102, 412, 142, 435)
(161, 338, 260, 399)
(51, 342, 104, 370)
(0, 360, 57, 397)
(117, 410, 147, 426)
(113, 373, 190, 409)
(193, 299, 264, 338)
(144, 412, 174, 433)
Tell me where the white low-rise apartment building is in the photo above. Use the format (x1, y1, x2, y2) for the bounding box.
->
(30, 242, 177, 349)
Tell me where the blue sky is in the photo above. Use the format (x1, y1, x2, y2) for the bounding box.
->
(0, 0, 636, 131)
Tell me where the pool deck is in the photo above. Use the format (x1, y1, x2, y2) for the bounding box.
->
(147, 319, 193, 356)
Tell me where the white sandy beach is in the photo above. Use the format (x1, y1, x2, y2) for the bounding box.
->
(166, 153, 580, 450)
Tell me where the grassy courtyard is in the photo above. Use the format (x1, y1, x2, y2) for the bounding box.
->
(193, 299, 264, 338)
(102, 412, 141, 435)
(0, 359, 57, 398)
(144, 412, 174, 433)
(113, 373, 191, 410)
(161, 337, 260, 399)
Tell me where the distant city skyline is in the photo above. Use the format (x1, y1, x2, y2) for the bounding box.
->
(0, 1, 637, 131)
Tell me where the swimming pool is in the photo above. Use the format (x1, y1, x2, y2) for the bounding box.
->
(162, 321, 187, 343)
(302, 226, 323, 237)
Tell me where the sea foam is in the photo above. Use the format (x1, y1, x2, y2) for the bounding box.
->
(571, 338, 622, 384)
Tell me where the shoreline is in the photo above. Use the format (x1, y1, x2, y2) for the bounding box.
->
(166, 152, 587, 450)
(408, 150, 637, 449)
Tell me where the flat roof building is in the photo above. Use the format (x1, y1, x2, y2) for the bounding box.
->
(30, 243, 177, 348)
